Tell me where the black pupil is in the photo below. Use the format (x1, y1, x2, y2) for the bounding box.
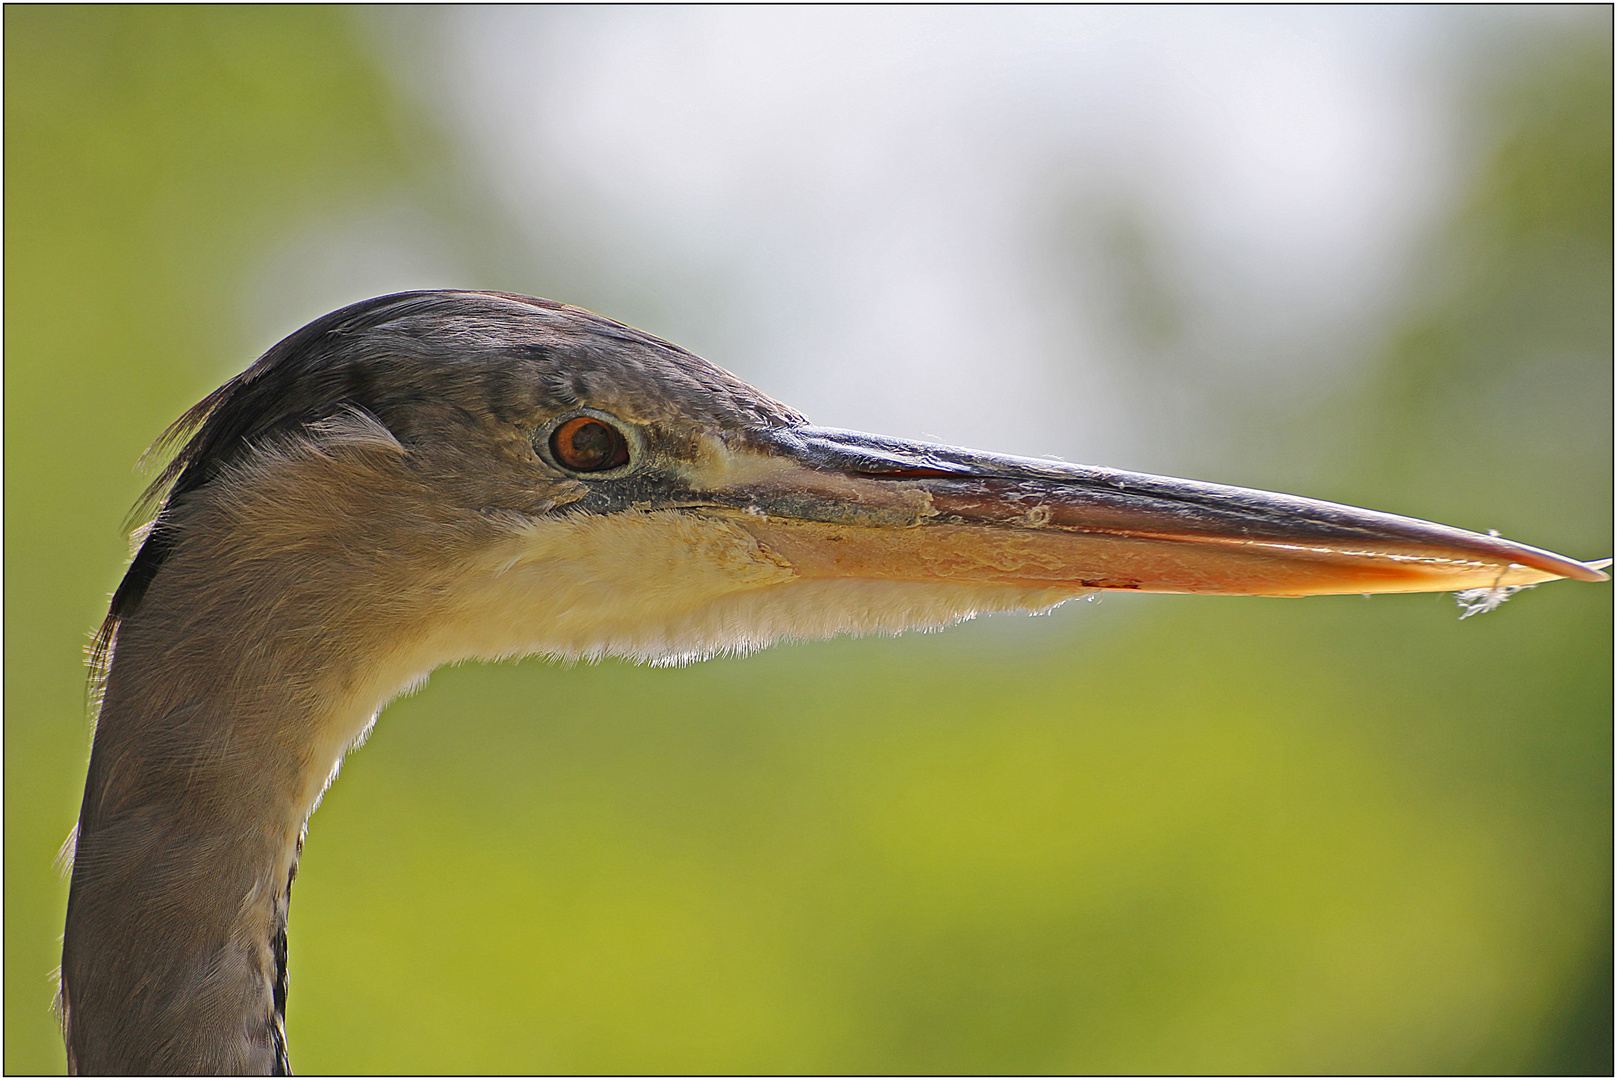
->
(555, 419, 622, 470)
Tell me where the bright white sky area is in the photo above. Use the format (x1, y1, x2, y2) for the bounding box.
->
(250, 6, 1565, 475)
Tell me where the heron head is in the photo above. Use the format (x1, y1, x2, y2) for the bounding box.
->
(107, 289, 1605, 675)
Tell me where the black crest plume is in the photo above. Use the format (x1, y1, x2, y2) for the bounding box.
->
(90, 290, 567, 679)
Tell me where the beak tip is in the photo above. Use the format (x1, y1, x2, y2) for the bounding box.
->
(1498, 548, 1609, 585)
(1580, 557, 1613, 583)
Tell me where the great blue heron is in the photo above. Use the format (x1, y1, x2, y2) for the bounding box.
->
(59, 290, 1607, 1074)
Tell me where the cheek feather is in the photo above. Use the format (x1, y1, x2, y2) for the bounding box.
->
(405, 510, 1086, 668)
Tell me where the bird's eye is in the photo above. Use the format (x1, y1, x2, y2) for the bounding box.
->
(550, 415, 630, 472)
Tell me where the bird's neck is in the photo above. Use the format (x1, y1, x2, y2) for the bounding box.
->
(60, 470, 463, 1074)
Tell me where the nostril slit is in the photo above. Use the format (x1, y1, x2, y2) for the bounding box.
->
(856, 467, 961, 479)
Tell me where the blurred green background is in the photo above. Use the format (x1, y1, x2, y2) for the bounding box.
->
(5, 7, 1610, 1074)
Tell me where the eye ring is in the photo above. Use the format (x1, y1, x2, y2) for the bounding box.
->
(543, 411, 633, 473)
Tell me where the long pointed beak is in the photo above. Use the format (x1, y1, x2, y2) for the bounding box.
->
(695, 426, 1607, 598)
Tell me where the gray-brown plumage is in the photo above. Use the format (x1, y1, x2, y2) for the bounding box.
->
(60, 290, 1605, 1074)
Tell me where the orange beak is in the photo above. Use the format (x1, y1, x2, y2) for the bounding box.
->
(696, 426, 1607, 599)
